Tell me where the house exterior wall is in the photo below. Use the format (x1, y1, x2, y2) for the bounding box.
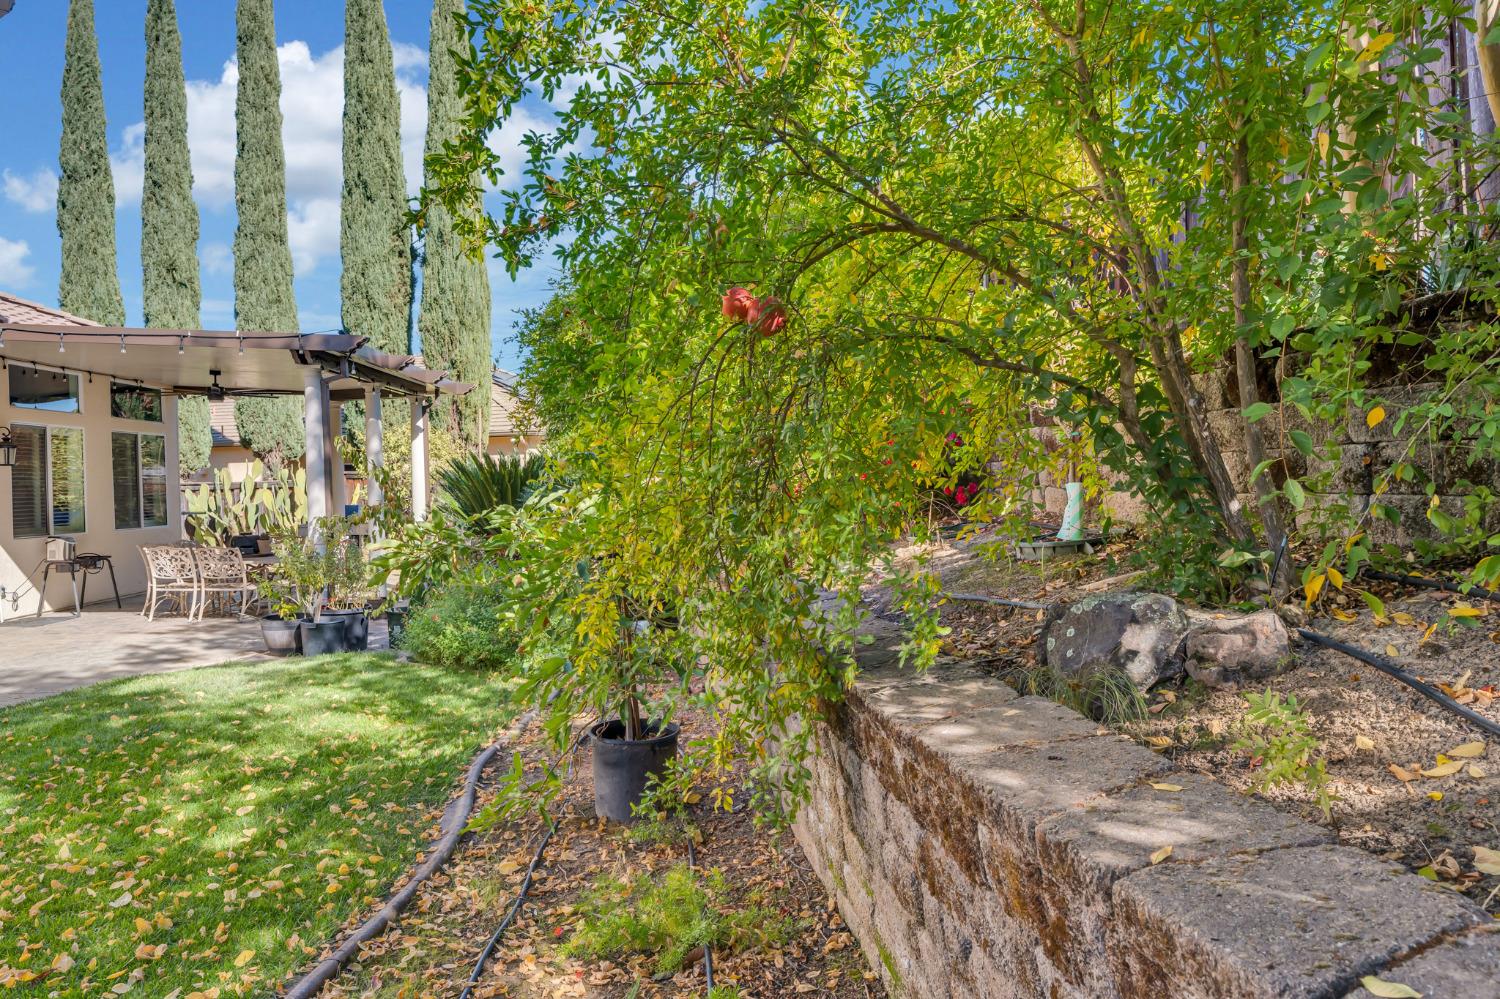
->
(486, 432, 545, 456)
(1, 364, 182, 616)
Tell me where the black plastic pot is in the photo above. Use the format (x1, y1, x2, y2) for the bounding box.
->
(321, 609, 369, 652)
(590, 720, 681, 823)
(385, 604, 409, 649)
(260, 615, 302, 656)
(299, 618, 346, 657)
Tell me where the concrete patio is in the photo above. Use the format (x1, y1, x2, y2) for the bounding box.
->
(0, 598, 388, 707)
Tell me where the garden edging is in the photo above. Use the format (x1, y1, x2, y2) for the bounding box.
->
(792, 617, 1500, 998)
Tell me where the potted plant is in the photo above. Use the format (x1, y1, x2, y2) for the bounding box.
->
(581, 595, 684, 822)
(256, 587, 303, 657)
(322, 534, 372, 652)
(262, 522, 344, 656)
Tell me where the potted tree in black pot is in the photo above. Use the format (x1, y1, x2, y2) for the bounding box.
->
(261, 522, 344, 656)
(321, 533, 373, 652)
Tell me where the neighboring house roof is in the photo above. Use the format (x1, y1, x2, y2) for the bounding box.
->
(0, 291, 101, 328)
(490, 368, 533, 438)
(208, 399, 241, 448)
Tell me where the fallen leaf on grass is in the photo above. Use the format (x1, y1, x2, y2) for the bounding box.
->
(1149, 783, 1184, 792)
(1361, 974, 1421, 997)
(233, 950, 255, 968)
(1448, 742, 1486, 758)
(1149, 845, 1173, 865)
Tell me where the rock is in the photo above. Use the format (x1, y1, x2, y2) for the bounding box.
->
(1041, 592, 1192, 689)
(1183, 610, 1292, 688)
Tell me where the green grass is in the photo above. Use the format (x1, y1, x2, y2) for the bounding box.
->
(0, 653, 516, 996)
(564, 863, 800, 975)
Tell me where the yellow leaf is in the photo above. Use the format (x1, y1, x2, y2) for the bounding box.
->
(1355, 735, 1375, 751)
(1305, 573, 1327, 606)
(1393, 611, 1419, 627)
(1448, 741, 1486, 758)
(1385, 644, 1399, 658)
(1317, 131, 1330, 159)
(1145, 735, 1173, 749)
(683, 791, 703, 805)
(1426, 791, 1443, 801)
(1448, 604, 1484, 618)
(496, 860, 522, 876)
(1150, 783, 1184, 792)
(1331, 608, 1357, 622)
(233, 950, 255, 968)
(1366, 405, 1387, 429)
(1149, 844, 1174, 865)
(1360, 975, 1421, 998)
(1328, 566, 1345, 590)
(133, 917, 151, 934)
(1470, 763, 1488, 779)
(1359, 32, 1397, 62)
(1473, 845, 1500, 875)
(50, 954, 74, 974)
(1421, 761, 1464, 778)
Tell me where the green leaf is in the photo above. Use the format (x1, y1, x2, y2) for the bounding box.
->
(1243, 402, 1276, 424)
(1284, 479, 1306, 510)
(1288, 430, 1315, 456)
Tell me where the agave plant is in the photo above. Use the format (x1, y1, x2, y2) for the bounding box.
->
(436, 451, 547, 522)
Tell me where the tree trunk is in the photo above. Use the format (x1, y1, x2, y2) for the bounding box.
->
(1229, 130, 1291, 600)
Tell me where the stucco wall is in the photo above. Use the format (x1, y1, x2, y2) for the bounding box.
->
(794, 619, 1500, 998)
(1, 364, 181, 616)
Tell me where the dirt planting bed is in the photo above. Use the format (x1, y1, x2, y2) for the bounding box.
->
(895, 532, 1500, 917)
(317, 716, 885, 998)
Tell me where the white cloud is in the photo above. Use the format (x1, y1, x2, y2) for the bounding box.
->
(287, 197, 341, 274)
(2, 168, 58, 213)
(110, 123, 145, 207)
(0, 237, 37, 287)
(200, 241, 231, 276)
(109, 39, 431, 275)
(484, 104, 559, 189)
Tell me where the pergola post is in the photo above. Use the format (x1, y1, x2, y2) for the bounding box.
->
(411, 396, 430, 522)
(327, 398, 347, 517)
(364, 387, 384, 511)
(303, 365, 331, 537)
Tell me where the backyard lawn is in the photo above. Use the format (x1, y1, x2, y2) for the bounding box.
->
(0, 653, 516, 997)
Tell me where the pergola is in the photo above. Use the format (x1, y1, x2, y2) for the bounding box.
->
(0, 319, 471, 524)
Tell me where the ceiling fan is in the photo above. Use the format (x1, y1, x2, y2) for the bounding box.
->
(170, 370, 284, 401)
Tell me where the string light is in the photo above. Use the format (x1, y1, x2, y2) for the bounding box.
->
(178, 335, 185, 355)
(120, 334, 127, 354)
(238, 335, 245, 356)
(58, 333, 65, 353)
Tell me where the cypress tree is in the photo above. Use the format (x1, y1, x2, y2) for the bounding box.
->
(419, 0, 493, 450)
(57, 0, 124, 326)
(341, 0, 411, 354)
(142, 0, 210, 475)
(232, 0, 305, 468)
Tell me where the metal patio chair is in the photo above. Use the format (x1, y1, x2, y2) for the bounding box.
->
(192, 546, 257, 621)
(140, 545, 200, 621)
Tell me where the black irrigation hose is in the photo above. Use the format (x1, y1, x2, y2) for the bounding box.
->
(1298, 628, 1500, 739)
(458, 820, 557, 999)
(686, 836, 714, 992)
(1361, 567, 1500, 604)
(284, 738, 511, 999)
(945, 592, 1054, 611)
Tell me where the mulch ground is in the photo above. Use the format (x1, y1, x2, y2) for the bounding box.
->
(898, 530, 1500, 918)
(317, 716, 885, 999)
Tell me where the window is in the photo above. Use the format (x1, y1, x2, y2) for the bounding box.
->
(11, 425, 86, 537)
(110, 383, 162, 422)
(112, 432, 168, 529)
(9, 365, 80, 413)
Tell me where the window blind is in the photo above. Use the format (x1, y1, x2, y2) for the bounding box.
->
(11, 425, 45, 538)
(112, 433, 141, 530)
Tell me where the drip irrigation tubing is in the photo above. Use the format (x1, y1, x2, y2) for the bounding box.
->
(945, 592, 1054, 611)
(686, 835, 714, 992)
(1360, 567, 1500, 603)
(284, 732, 516, 999)
(1298, 628, 1500, 739)
(458, 820, 557, 999)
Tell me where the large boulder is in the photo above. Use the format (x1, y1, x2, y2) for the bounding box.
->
(1041, 592, 1193, 689)
(1182, 610, 1291, 688)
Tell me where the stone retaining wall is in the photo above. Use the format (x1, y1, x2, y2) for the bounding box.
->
(792, 620, 1500, 998)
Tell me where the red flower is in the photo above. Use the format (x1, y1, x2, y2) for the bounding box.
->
(721, 286, 756, 321)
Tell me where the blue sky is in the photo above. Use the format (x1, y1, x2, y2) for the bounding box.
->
(0, 0, 562, 372)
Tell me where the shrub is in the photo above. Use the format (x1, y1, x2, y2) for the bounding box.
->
(398, 579, 516, 671)
(436, 450, 546, 522)
(1235, 690, 1335, 819)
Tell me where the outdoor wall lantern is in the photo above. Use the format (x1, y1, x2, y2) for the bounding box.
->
(0, 427, 16, 469)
